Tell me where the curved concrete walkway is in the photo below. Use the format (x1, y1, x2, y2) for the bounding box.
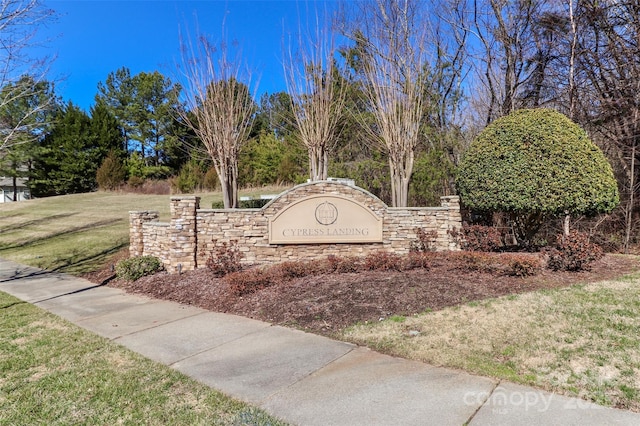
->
(1, 258, 639, 425)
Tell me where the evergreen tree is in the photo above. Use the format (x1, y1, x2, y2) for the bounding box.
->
(31, 102, 102, 196)
(96, 67, 184, 171)
(95, 67, 135, 149)
(90, 102, 126, 159)
(457, 109, 619, 245)
(131, 71, 182, 166)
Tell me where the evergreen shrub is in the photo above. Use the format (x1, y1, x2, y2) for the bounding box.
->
(457, 108, 619, 245)
(96, 151, 126, 190)
(450, 225, 503, 252)
(546, 230, 604, 271)
(116, 256, 163, 281)
(171, 160, 204, 193)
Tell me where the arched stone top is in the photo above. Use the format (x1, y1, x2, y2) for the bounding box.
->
(262, 181, 388, 218)
(263, 181, 387, 244)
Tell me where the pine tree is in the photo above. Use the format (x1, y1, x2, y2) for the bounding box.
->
(31, 103, 102, 196)
(90, 102, 126, 160)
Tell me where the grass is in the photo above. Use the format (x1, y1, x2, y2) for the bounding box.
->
(341, 272, 640, 411)
(0, 187, 287, 274)
(0, 188, 289, 424)
(0, 291, 286, 425)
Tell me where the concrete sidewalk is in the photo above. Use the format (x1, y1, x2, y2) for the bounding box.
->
(1, 258, 639, 425)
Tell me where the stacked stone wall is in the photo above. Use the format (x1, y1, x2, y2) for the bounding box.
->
(142, 222, 170, 267)
(130, 182, 462, 272)
(169, 196, 199, 271)
(129, 211, 159, 257)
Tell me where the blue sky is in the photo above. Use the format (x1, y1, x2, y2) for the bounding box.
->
(42, 0, 337, 111)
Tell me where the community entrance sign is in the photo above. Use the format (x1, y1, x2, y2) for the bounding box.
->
(268, 194, 383, 244)
(130, 181, 461, 271)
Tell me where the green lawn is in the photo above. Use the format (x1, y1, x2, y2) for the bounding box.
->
(342, 271, 640, 411)
(0, 188, 286, 274)
(0, 291, 285, 425)
(0, 189, 291, 424)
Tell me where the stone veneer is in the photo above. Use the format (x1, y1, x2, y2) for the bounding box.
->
(129, 181, 462, 272)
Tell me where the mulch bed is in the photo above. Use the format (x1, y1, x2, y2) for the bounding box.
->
(85, 252, 640, 336)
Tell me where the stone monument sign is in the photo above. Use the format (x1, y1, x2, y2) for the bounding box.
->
(130, 181, 461, 271)
(269, 194, 383, 244)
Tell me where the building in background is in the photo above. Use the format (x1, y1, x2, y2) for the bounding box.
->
(0, 177, 30, 202)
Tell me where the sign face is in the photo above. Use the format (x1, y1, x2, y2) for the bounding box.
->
(269, 195, 383, 244)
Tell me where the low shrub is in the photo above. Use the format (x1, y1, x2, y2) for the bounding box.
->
(449, 252, 496, 273)
(206, 241, 244, 277)
(239, 198, 271, 209)
(116, 256, 163, 281)
(364, 251, 403, 271)
(271, 260, 321, 280)
(546, 230, 604, 272)
(449, 251, 541, 277)
(411, 228, 438, 252)
(224, 268, 273, 296)
(210, 199, 272, 209)
(402, 251, 432, 270)
(325, 255, 363, 273)
(504, 254, 541, 277)
(450, 225, 503, 252)
(217, 249, 545, 297)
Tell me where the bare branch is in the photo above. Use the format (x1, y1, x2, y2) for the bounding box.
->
(0, 0, 56, 152)
(283, 5, 347, 181)
(343, 0, 431, 207)
(177, 23, 257, 208)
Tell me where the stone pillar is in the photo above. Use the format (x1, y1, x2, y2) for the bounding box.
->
(129, 211, 159, 257)
(440, 195, 462, 250)
(169, 196, 200, 272)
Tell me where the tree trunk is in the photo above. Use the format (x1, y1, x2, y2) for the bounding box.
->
(388, 150, 414, 208)
(216, 161, 239, 209)
(308, 146, 329, 181)
(11, 176, 17, 202)
(322, 150, 328, 181)
(563, 213, 570, 238)
(624, 141, 636, 253)
(568, 0, 578, 120)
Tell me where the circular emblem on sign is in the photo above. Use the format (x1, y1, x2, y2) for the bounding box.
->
(315, 201, 338, 225)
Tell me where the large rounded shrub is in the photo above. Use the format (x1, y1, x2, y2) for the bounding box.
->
(456, 108, 618, 244)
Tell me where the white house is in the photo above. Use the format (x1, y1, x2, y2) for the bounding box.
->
(0, 177, 30, 202)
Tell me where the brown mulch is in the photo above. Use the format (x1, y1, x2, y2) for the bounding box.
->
(85, 252, 640, 336)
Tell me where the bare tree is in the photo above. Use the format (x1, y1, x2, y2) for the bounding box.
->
(284, 9, 347, 181)
(344, 0, 431, 207)
(0, 0, 55, 152)
(575, 0, 640, 252)
(178, 30, 256, 208)
(469, 0, 544, 124)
